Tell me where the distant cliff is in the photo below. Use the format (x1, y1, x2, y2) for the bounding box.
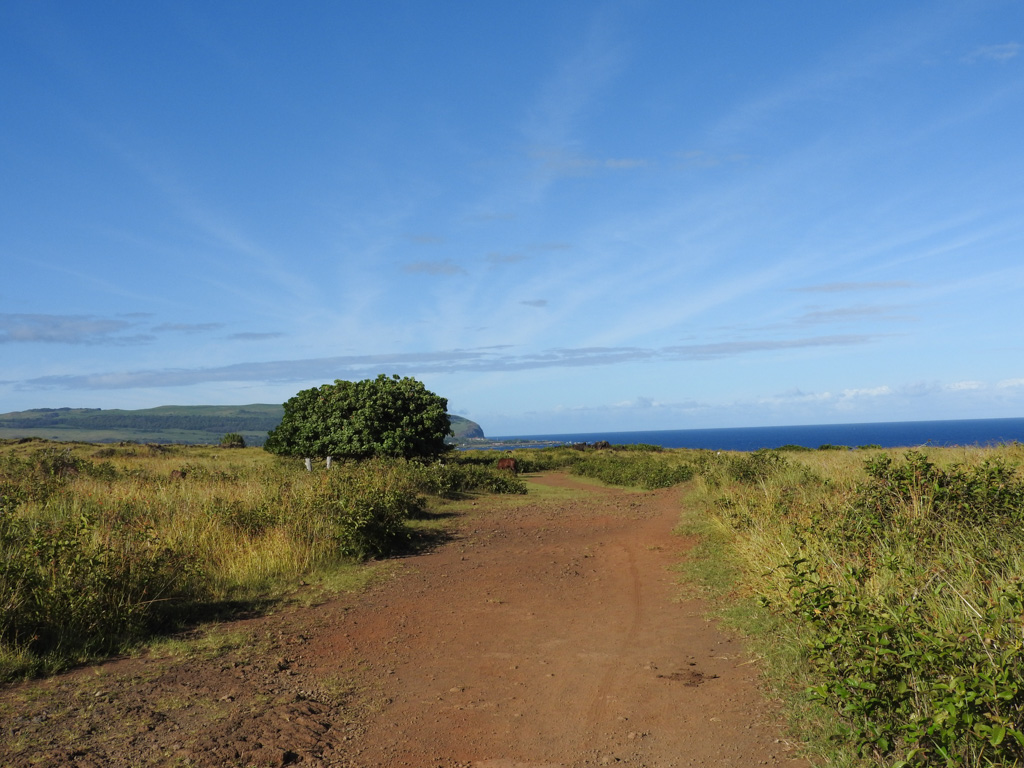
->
(449, 414, 485, 439)
(0, 405, 485, 446)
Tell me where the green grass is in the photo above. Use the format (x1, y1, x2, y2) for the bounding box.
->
(522, 473, 608, 498)
(680, 445, 1024, 768)
(461, 444, 701, 490)
(0, 441, 524, 681)
(675, 482, 859, 767)
(0, 405, 484, 446)
(12, 435, 1017, 768)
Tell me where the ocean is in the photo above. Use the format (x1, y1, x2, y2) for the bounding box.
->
(489, 417, 1024, 452)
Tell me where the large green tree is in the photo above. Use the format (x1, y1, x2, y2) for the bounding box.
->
(264, 374, 452, 461)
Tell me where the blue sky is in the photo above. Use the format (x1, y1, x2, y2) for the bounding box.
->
(2, 1, 1023, 437)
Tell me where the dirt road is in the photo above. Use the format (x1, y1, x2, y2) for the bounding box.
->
(1, 474, 810, 767)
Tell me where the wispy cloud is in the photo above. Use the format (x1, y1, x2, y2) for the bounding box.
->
(794, 305, 910, 325)
(405, 233, 446, 245)
(707, 8, 957, 145)
(756, 385, 897, 410)
(467, 211, 516, 223)
(486, 252, 528, 266)
(519, 8, 626, 197)
(795, 281, 913, 293)
(948, 380, 985, 391)
(766, 387, 835, 405)
(81, 126, 321, 313)
(402, 259, 466, 276)
(545, 394, 709, 417)
(152, 322, 224, 334)
(520, 299, 548, 308)
(530, 148, 649, 177)
(18, 334, 879, 390)
(522, 12, 623, 150)
(229, 332, 286, 341)
(0, 313, 152, 345)
(663, 334, 875, 360)
(840, 385, 892, 399)
(673, 150, 749, 169)
(963, 42, 1020, 63)
(603, 158, 648, 170)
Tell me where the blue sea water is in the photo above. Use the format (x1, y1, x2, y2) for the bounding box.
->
(489, 417, 1024, 452)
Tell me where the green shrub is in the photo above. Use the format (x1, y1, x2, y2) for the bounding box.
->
(568, 453, 694, 489)
(501, 449, 572, 473)
(0, 512, 205, 667)
(210, 497, 280, 535)
(786, 559, 1024, 765)
(0, 448, 79, 506)
(463, 465, 527, 494)
(0, 441, 534, 679)
(321, 460, 424, 559)
(408, 461, 527, 498)
(702, 448, 1024, 767)
(30, 447, 86, 479)
(859, 451, 1024, 525)
(220, 433, 246, 448)
(727, 449, 789, 484)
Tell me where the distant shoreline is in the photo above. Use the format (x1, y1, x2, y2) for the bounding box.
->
(4, 414, 1022, 453)
(485, 416, 1024, 452)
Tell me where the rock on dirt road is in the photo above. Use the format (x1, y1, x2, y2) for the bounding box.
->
(0, 473, 810, 767)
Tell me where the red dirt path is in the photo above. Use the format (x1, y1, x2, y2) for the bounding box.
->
(0, 473, 811, 767)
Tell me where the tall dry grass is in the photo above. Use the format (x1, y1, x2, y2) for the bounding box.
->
(0, 440, 524, 681)
(684, 444, 1024, 767)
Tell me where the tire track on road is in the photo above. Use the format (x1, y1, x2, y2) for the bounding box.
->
(584, 540, 643, 728)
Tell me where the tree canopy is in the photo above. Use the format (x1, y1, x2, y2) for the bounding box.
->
(264, 375, 452, 461)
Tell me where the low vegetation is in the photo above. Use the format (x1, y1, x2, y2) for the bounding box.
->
(683, 444, 1024, 768)
(0, 405, 484, 447)
(472, 443, 695, 489)
(0, 439, 524, 681)
(6, 432, 1022, 768)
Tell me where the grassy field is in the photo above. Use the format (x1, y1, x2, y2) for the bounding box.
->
(4, 438, 1023, 766)
(0, 405, 485, 446)
(674, 443, 1024, 768)
(0, 439, 523, 681)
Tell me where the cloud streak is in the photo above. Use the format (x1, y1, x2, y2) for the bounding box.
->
(152, 322, 225, 334)
(663, 334, 875, 360)
(963, 42, 1020, 63)
(0, 313, 153, 345)
(486, 252, 528, 267)
(794, 305, 910, 325)
(17, 334, 879, 391)
(402, 259, 466, 276)
(229, 332, 286, 341)
(795, 282, 913, 293)
(529, 148, 650, 177)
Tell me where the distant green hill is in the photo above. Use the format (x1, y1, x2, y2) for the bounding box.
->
(0, 405, 485, 446)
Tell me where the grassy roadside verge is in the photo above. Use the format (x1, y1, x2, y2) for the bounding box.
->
(9, 436, 1023, 768)
(677, 445, 1024, 768)
(0, 440, 526, 681)
(675, 479, 859, 767)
